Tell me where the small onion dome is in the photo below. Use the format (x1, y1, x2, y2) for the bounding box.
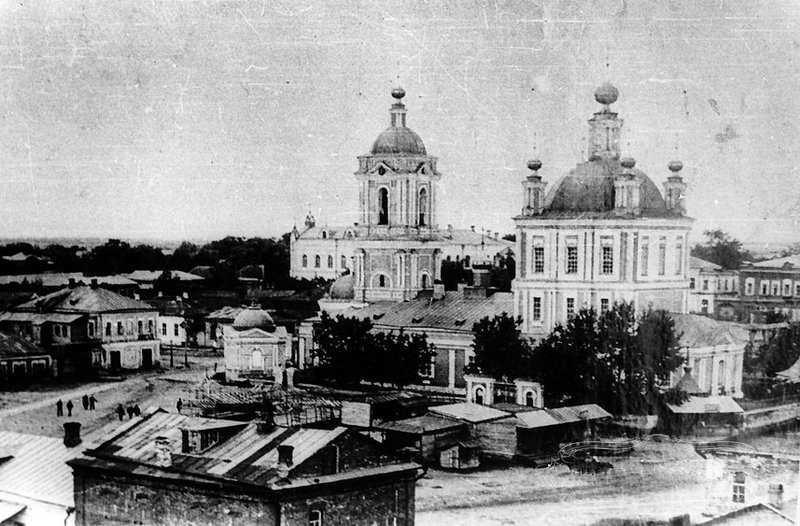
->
(527, 159, 542, 171)
(594, 82, 619, 105)
(232, 305, 275, 332)
(668, 160, 683, 172)
(391, 87, 406, 100)
(620, 157, 636, 169)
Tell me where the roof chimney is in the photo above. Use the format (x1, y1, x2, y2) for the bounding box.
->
(470, 225, 475, 233)
(68, 278, 76, 289)
(154, 436, 172, 468)
(277, 444, 294, 467)
(63, 422, 82, 448)
(433, 281, 445, 300)
(90, 278, 98, 288)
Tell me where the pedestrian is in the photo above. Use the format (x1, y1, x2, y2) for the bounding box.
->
(82, 394, 89, 411)
(133, 404, 141, 417)
(176, 398, 183, 414)
(56, 399, 63, 417)
(127, 406, 134, 420)
(89, 394, 97, 410)
(66, 400, 74, 417)
(116, 404, 125, 421)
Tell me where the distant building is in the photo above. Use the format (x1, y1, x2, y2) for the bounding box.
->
(69, 408, 420, 526)
(688, 256, 739, 319)
(737, 254, 800, 322)
(289, 88, 513, 296)
(223, 305, 291, 382)
(147, 297, 204, 347)
(0, 273, 138, 296)
(204, 305, 243, 349)
(124, 269, 205, 291)
(513, 83, 692, 340)
(0, 330, 53, 387)
(0, 281, 160, 373)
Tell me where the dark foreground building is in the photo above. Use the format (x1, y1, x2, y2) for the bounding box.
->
(69, 408, 420, 526)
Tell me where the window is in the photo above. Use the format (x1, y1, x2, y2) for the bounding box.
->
(418, 187, 428, 226)
(341, 255, 347, 269)
(174, 324, 179, 337)
(321, 230, 327, 239)
(525, 391, 536, 407)
(658, 237, 666, 275)
(473, 386, 485, 405)
(784, 282, 792, 296)
(378, 275, 387, 288)
(105, 322, 112, 337)
(464, 255, 471, 268)
(419, 357, 434, 378)
(309, 509, 323, 526)
(378, 187, 389, 225)
(327, 255, 333, 269)
(88, 321, 95, 337)
(640, 237, 649, 276)
(732, 472, 745, 503)
(148, 319, 154, 335)
(600, 298, 610, 314)
(795, 283, 800, 296)
(701, 299, 709, 314)
(566, 246, 578, 274)
(532, 297, 542, 321)
(54, 324, 61, 336)
(717, 360, 726, 394)
(161, 323, 167, 336)
(601, 246, 613, 275)
(745, 279, 754, 295)
(128, 320, 134, 335)
(761, 281, 769, 295)
(302, 255, 308, 268)
(690, 278, 696, 289)
(675, 238, 683, 275)
(64, 325, 69, 339)
(138, 320, 143, 334)
(772, 282, 780, 296)
(533, 246, 544, 273)
(702, 279, 709, 291)
(421, 273, 430, 289)
(326, 445, 340, 475)
(314, 255, 321, 268)
(566, 297, 575, 319)
(117, 322, 124, 336)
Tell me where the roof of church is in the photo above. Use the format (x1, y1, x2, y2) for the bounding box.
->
(674, 367, 706, 395)
(232, 305, 275, 331)
(371, 126, 427, 156)
(671, 313, 745, 348)
(329, 273, 355, 300)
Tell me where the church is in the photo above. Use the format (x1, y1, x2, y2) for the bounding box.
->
(289, 88, 512, 298)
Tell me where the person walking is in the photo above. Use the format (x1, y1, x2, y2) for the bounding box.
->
(127, 406, 134, 420)
(89, 394, 97, 410)
(176, 398, 183, 414)
(116, 404, 125, 421)
(66, 400, 74, 417)
(82, 394, 89, 411)
(133, 404, 141, 417)
(56, 399, 63, 417)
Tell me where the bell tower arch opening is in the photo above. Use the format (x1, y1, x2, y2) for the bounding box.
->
(378, 187, 389, 225)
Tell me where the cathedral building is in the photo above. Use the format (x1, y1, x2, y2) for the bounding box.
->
(289, 89, 512, 296)
(513, 83, 693, 340)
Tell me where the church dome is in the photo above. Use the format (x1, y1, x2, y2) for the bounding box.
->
(329, 273, 355, 300)
(546, 158, 669, 216)
(371, 126, 427, 155)
(233, 305, 275, 331)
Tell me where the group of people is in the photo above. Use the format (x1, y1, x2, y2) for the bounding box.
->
(116, 404, 141, 421)
(55, 394, 97, 417)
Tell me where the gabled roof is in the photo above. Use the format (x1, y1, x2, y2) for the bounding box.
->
(516, 404, 611, 429)
(0, 330, 49, 359)
(340, 290, 514, 333)
(0, 273, 137, 288)
(690, 256, 723, 271)
(14, 285, 155, 314)
(125, 270, 204, 282)
(750, 253, 800, 269)
(376, 414, 466, 435)
(671, 313, 743, 348)
(429, 403, 512, 424)
(667, 395, 743, 414)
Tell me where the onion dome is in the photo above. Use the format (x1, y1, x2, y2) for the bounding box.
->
(328, 273, 355, 300)
(668, 160, 683, 172)
(233, 305, 275, 332)
(371, 87, 427, 156)
(594, 82, 619, 105)
(527, 159, 542, 171)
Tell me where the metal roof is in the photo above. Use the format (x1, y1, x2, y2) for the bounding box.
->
(125, 270, 205, 282)
(515, 404, 611, 429)
(377, 415, 466, 435)
(0, 273, 137, 288)
(690, 256, 723, 271)
(341, 290, 514, 333)
(429, 403, 512, 424)
(671, 313, 740, 348)
(14, 285, 156, 314)
(515, 410, 561, 429)
(0, 501, 25, 522)
(667, 395, 743, 414)
(0, 331, 49, 359)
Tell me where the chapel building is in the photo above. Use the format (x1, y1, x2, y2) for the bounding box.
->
(513, 83, 693, 340)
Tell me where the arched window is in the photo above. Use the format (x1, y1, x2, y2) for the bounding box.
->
(717, 360, 726, 394)
(251, 350, 263, 370)
(321, 230, 327, 239)
(308, 509, 323, 526)
(525, 390, 536, 407)
(418, 187, 428, 226)
(378, 187, 389, 225)
(327, 255, 333, 269)
(314, 255, 321, 268)
(421, 273, 430, 289)
(464, 255, 471, 268)
(340, 255, 347, 269)
(378, 274, 386, 288)
(302, 255, 308, 268)
(474, 386, 485, 405)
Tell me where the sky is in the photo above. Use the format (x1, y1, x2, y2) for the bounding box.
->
(0, 0, 798, 244)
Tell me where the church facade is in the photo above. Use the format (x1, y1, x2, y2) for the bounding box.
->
(289, 89, 512, 298)
(513, 83, 693, 340)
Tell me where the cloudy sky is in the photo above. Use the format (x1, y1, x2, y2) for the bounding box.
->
(0, 0, 798, 243)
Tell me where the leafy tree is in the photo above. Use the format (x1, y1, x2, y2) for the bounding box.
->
(440, 259, 472, 291)
(466, 312, 532, 381)
(760, 323, 800, 377)
(691, 229, 751, 270)
(370, 330, 436, 388)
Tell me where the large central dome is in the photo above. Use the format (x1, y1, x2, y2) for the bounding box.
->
(370, 87, 427, 156)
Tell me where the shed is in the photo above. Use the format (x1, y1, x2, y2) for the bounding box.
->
(340, 391, 429, 428)
(515, 404, 612, 458)
(438, 439, 481, 470)
(429, 403, 517, 460)
(377, 414, 467, 464)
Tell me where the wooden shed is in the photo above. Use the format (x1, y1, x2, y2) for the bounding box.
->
(515, 404, 612, 459)
(428, 403, 517, 461)
(377, 414, 467, 464)
(438, 439, 481, 470)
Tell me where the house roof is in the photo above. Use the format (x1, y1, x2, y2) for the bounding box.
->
(0, 330, 49, 359)
(340, 290, 514, 333)
(749, 254, 800, 269)
(376, 414, 466, 435)
(700, 502, 795, 525)
(125, 270, 204, 283)
(690, 256, 723, 271)
(77, 408, 418, 491)
(429, 403, 512, 424)
(667, 395, 743, 414)
(206, 305, 244, 322)
(516, 404, 612, 429)
(515, 410, 561, 429)
(0, 273, 137, 288)
(14, 285, 156, 314)
(671, 313, 743, 348)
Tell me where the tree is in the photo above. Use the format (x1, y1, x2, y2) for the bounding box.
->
(691, 229, 751, 270)
(311, 312, 374, 385)
(466, 313, 532, 381)
(370, 330, 436, 388)
(760, 323, 800, 377)
(528, 303, 684, 415)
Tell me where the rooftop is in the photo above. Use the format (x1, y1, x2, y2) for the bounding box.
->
(0, 272, 137, 288)
(14, 285, 156, 314)
(749, 253, 800, 269)
(125, 270, 205, 282)
(671, 313, 745, 348)
(666, 395, 743, 414)
(0, 330, 49, 359)
(690, 256, 724, 271)
(429, 402, 513, 424)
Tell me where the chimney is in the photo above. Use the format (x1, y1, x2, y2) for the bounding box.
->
(63, 422, 82, 448)
(768, 483, 784, 509)
(90, 278, 98, 288)
(277, 444, 294, 466)
(154, 436, 172, 468)
(472, 266, 492, 288)
(68, 278, 76, 289)
(158, 291, 163, 297)
(470, 225, 475, 233)
(433, 282, 445, 300)
(494, 232, 499, 241)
